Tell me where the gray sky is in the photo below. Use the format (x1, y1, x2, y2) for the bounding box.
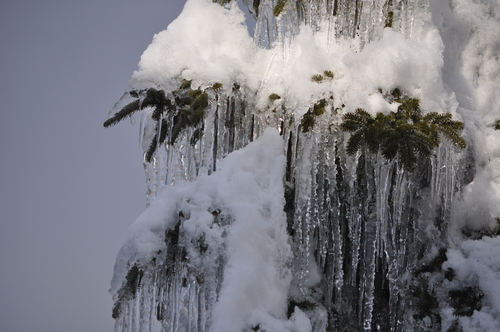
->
(0, 1, 186, 331)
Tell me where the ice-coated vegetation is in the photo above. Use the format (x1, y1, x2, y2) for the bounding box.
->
(106, 0, 500, 331)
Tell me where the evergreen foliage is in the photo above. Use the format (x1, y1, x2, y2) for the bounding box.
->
(495, 119, 500, 130)
(323, 70, 334, 79)
(384, 11, 394, 28)
(340, 98, 466, 172)
(103, 99, 141, 128)
(446, 319, 463, 332)
(179, 79, 192, 90)
(273, 0, 287, 16)
(286, 300, 317, 319)
(214, 0, 233, 5)
(311, 70, 334, 83)
(268, 93, 281, 102)
(300, 99, 327, 133)
(340, 109, 388, 155)
(408, 247, 451, 328)
(411, 286, 439, 321)
(414, 248, 448, 275)
(449, 286, 483, 317)
(253, 0, 260, 17)
(211, 82, 223, 92)
(462, 217, 500, 239)
(104, 81, 212, 163)
(170, 87, 208, 147)
(383, 0, 394, 28)
(391, 87, 402, 99)
(112, 264, 144, 319)
(311, 74, 324, 83)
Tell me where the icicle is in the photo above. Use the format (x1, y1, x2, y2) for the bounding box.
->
(254, 1, 278, 49)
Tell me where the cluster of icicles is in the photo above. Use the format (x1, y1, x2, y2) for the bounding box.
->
(111, 1, 470, 331)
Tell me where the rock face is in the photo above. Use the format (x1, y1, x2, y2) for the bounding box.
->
(108, 0, 500, 331)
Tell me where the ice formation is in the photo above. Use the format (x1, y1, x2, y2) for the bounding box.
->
(107, 0, 500, 331)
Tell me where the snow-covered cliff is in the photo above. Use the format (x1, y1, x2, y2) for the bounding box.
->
(106, 1, 500, 331)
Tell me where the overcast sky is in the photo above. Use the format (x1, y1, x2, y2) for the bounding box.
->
(0, 1, 188, 331)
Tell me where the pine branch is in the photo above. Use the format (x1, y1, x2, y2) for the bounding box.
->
(178, 79, 192, 90)
(103, 99, 140, 127)
(170, 114, 185, 145)
(301, 99, 327, 133)
(366, 112, 391, 153)
(158, 118, 168, 146)
(151, 99, 173, 121)
(107, 83, 211, 162)
(380, 127, 401, 160)
(449, 287, 483, 317)
(427, 113, 466, 148)
(342, 96, 466, 172)
(253, 0, 260, 17)
(190, 127, 204, 146)
(301, 111, 315, 133)
(409, 130, 434, 157)
(313, 99, 327, 115)
(311, 74, 324, 83)
(439, 125, 467, 149)
(384, 11, 394, 28)
(346, 131, 365, 155)
(145, 133, 158, 163)
(211, 83, 223, 93)
(340, 108, 373, 132)
(323, 70, 334, 79)
(189, 91, 208, 123)
(104, 88, 170, 128)
(144, 118, 168, 163)
(273, 0, 287, 16)
(112, 264, 144, 319)
(397, 98, 421, 120)
(398, 139, 418, 172)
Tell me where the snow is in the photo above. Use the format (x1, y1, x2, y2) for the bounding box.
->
(109, 0, 500, 330)
(128, 0, 474, 122)
(434, 0, 500, 231)
(129, 0, 263, 92)
(112, 129, 303, 330)
(444, 236, 500, 331)
(128, 0, 499, 122)
(210, 128, 292, 331)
